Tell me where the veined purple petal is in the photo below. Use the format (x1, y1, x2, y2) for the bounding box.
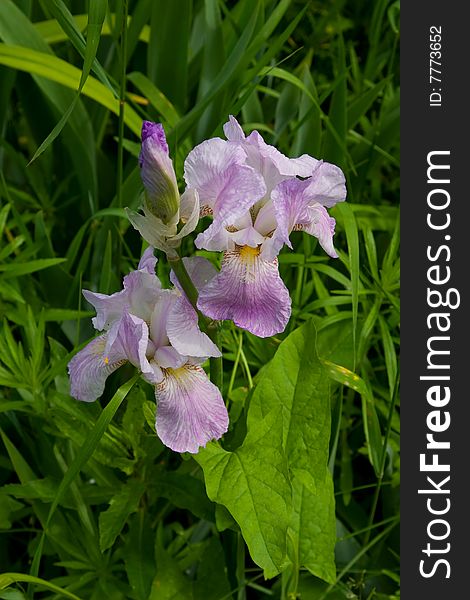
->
(84, 251, 162, 330)
(230, 226, 265, 248)
(184, 138, 246, 204)
(304, 204, 338, 258)
(123, 272, 163, 324)
(154, 345, 187, 369)
(168, 188, 200, 243)
(141, 121, 168, 152)
(197, 247, 291, 337)
(137, 246, 157, 273)
(222, 115, 319, 193)
(83, 288, 128, 331)
(106, 312, 154, 380)
(245, 130, 318, 183)
(270, 177, 340, 259)
(155, 363, 229, 453)
(149, 290, 179, 350)
(184, 138, 266, 249)
(270, 178, 312, 254)
(68, 335, 126, 402)
(223, 114, 245, 141)
(253, 200, 277, 236)
(167, 295, 221, 358)
(194, 227, 231, 252)
(303, 160, 347, 208)
(170, 256, 218, 292)
(168, 257, 221, 358)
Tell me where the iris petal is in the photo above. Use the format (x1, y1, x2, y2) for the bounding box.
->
(83, 251, 162, 330)
(184, 137, 266, 249)
(68, 335, 126, 402)
(270, 177, 341, 259)
(155, 363, 229, 454)
(197, 246, 291, 338)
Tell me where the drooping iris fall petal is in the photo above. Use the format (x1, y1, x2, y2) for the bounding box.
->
(197, 246, 291, 338)
(155, 363, 229, 454)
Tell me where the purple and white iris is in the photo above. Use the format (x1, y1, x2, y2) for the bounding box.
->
(184, 115, 347, 338)
(67, 248, 228, 454)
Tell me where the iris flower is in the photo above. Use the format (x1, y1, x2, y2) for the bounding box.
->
(126, 122, 200, 258)
(184, 115, 347, 337)
(68, 248, 228, 454)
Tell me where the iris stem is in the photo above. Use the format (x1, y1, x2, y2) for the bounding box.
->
(168, 253, 223, 390)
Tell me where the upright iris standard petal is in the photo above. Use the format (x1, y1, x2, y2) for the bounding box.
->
(139, 121, 179, 224)
(168, 256, 222, 358)
(270, 175, 344, 259)
(155, 363, 229, 454)
(304, 204, 338, 258)
(223, 115, 319, 192)
(197, 246, 291, 338)
(184, 138, 266, 249)
(83, 248, 161, 330)
(137, 246, 158, 273)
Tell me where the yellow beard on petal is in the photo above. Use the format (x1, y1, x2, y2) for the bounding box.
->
(238, 244, 260, 265)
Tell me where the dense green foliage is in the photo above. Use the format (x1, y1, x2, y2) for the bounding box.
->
(0, 0, 400, 598)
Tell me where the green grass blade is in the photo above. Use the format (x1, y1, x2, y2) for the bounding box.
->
(334, 202, 359, 369)
(30, 373, 139, 577)
(40, 0, 116, 95)
(0, 44, 141, 136)
(0, 573, 83, 600)
(29, 0, 108, 164)
(0, 258, 66, 278)
(147, 0, 191, 111)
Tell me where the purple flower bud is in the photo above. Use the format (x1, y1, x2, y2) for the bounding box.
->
(139, 121, 179, 224)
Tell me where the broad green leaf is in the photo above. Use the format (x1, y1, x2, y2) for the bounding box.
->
(248, 319, 336, 583)
(196, 408, 291, 579)
(0, 495, 24, 529)
(150, 471, 215, 522)
(99, 479, 145, 551)
(150, 540, 194, 600)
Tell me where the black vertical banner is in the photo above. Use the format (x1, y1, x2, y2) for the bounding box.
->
(401, 2, 469, 597)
